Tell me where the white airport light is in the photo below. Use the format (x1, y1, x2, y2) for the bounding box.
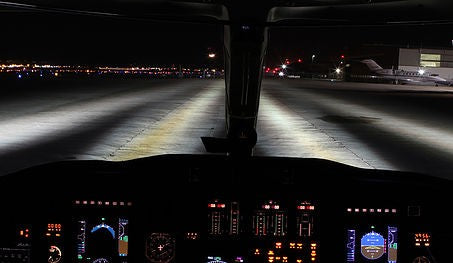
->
(282, 64, 287, 69)
(278, 71, 285, 77)
(418, 69, 425, 75)
(335, 68, 341, 74)
(208, 53, 216, 58)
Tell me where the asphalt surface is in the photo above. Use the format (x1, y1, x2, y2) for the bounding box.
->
(1, 77, 453, 179)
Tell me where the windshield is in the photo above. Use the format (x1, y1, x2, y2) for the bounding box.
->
(2, 1, 453, 181)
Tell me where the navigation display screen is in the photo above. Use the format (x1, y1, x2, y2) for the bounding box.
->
(347, 225, 398, 263)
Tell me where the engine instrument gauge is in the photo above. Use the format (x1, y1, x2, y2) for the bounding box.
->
(48, 245, 62, 263)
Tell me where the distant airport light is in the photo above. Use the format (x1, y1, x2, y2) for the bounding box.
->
(418, 69, 425, 75)
(281, 64, 287, 69)
(298, 59, 302, 63)
(335, 68, 341, 74)
(208, 53, 216, 58)
(340, 54, 345, 59)
(278, 71, 285, 77)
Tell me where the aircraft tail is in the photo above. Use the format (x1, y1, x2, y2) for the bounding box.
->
(361, 59, 383, 72)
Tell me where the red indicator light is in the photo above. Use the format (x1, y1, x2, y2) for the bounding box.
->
(341, 55, 345, 59)
(298, 59, 302, 63)
(209, 204, 216, 208)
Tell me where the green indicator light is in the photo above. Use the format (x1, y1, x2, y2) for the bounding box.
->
(101, 218, 105, 221)
(78, 255, 83, 260)
(123, 235, 128, 242)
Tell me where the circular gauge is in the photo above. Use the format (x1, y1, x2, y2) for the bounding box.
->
(48, 245, 62, 263)
(93, 258, 109, 263)
(146, 233, 175, 263)
(413, 256, 430, 263)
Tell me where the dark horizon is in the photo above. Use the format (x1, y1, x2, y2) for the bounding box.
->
(2, 8, 453, 67)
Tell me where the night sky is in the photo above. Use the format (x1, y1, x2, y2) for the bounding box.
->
(2, 7, 453, 67)
(0, 10, 223, 66)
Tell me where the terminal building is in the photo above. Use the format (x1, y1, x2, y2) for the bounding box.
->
(398, 48, 453, 79)
(345, 46, 453, 83)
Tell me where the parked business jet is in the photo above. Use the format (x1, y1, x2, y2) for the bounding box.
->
(361, 59, 451, 86)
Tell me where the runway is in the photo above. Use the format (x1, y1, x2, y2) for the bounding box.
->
(1, 78, 453, 179)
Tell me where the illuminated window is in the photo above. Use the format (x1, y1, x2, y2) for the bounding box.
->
(420, 54, 441, 67)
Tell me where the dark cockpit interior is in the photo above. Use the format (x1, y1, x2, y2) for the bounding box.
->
(1, 1, 453, 263)
(0, 155, 451, 263)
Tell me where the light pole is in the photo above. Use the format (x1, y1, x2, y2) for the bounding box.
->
(206, 52, 216, 78)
